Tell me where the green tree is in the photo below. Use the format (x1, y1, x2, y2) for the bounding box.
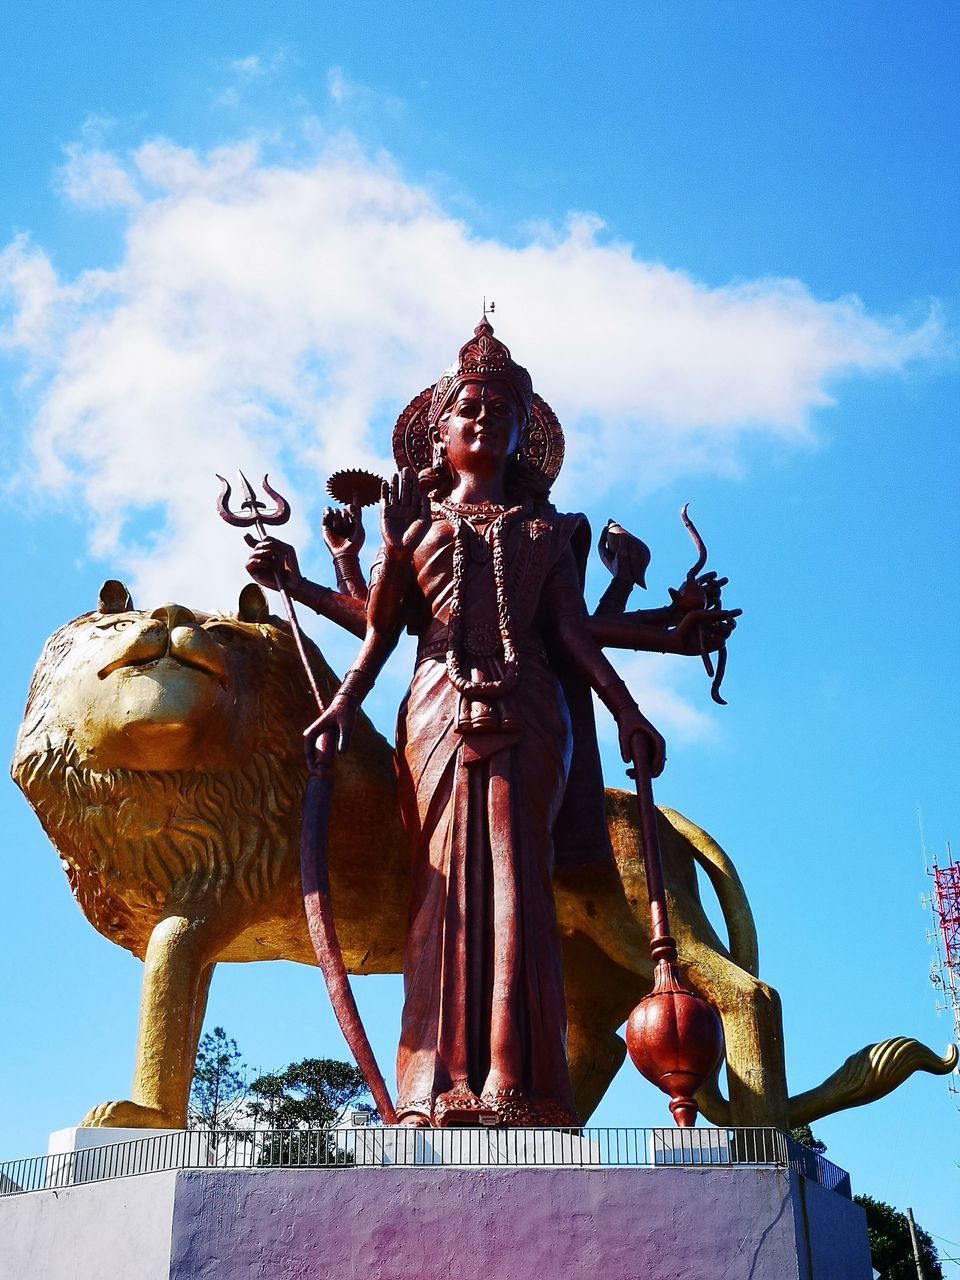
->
(789, 1124, 827, 1153)
(188, 1026, 249, 1131)
(248, 1057, 371, 1126)
(248, 1057, 373, 1165)
(854, 1196, 943, 1280)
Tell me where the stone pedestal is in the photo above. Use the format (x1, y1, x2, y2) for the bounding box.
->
(0, 1163, 872, 1279)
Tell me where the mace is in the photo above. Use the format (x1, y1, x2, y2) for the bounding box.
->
(624, 743, 724, 1126)
(624, 507, 726, 1127)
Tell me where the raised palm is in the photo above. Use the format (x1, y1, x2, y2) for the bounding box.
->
(380, 467, 431, 559)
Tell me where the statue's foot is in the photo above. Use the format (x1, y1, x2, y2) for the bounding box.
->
(434, 1083, 498, 1127)
(80, 1100, 182, 1129)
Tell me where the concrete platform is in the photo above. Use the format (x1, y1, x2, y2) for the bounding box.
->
(0, 1163, 872, 1279)
(45, 1125, 209, 1187)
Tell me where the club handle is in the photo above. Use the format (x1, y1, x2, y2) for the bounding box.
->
(628, 744, 676, 964)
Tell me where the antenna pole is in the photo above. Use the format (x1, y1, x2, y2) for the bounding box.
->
(906, 1207, 925, 1280)
(924, 838, 960, 1107)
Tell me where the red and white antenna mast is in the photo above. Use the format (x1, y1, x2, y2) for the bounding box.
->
(923, 837, 960, 1103)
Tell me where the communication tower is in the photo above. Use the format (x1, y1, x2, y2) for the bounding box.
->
(923, 842, 960, 1102)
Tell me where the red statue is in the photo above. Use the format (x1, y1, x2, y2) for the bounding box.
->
(246, 317, 737, 1127)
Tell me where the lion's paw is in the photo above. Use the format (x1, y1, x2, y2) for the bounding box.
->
(80, 1100, 181, 1129)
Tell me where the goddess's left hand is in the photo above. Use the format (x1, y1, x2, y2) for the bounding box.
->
(672, 607, 741, 655)
(598, 520, 651, 587)
(668, 570, 729, 620)
(616, 705, 666, 777)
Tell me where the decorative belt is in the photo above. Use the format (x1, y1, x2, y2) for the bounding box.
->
(416, 633, 546, 665)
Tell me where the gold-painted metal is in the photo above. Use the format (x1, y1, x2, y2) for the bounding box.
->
(12, 585, 956, 1130)
(786, 1037, 959, 1128)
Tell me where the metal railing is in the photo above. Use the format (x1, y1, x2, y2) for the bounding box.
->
(780, 1134, 852, 1197)
(0, 1127, 850, 1199)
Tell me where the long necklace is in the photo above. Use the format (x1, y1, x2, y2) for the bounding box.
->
(442, 500, 526, 700)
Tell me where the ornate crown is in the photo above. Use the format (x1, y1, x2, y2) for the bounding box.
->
(429, 316, 534, 425)
(393, 316, 564, 486)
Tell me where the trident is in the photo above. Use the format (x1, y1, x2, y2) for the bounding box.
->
(215, 472, 325, 709)
(216, 470, 398, 1125)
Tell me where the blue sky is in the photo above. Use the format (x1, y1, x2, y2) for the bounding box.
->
(2, 0, 959, 1262)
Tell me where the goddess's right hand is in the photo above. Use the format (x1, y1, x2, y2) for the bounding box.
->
(304, 693, 359, 759)
(380, 467, 431, 561)
(245, 537, 304, 595)
(322, 504, 365, 556)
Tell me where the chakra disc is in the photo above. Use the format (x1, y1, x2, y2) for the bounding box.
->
(325, 469, 385, 508)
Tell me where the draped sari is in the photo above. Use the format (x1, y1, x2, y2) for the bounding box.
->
(393, 500, 596, 1126)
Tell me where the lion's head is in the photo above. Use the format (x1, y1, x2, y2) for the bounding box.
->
(12, 580, 341, 956)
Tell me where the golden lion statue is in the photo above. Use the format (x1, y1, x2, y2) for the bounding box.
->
(12, 580, 955, 1130)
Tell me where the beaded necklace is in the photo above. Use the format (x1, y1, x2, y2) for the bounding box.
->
(441, 499, 528, 700)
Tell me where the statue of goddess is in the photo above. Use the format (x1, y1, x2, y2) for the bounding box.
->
(249, 317, 735, 1127)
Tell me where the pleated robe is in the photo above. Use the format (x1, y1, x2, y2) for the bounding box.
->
(393, 503, 592, 1126)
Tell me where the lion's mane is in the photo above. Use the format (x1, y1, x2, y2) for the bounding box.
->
(12, 609, 333, 957)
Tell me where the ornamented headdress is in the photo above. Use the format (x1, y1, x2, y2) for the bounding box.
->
(392, 316, 565, 487)
(429, 315, 533, 426)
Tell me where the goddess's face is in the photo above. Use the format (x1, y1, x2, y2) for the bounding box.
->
(439, 379, 522, 475)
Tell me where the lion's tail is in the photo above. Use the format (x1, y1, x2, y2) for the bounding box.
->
(787, 1036, 958, 1127)
(659, 807, 759, 978)
(697, 1036, 958, 1128)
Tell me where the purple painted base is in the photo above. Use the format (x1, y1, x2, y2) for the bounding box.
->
(2, 1165, 873, 1280)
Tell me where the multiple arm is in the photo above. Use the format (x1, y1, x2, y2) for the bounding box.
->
(541, 547, 667, 774)
(586, 607, 736, 655)
(558, 610, 668, 776)
(245, 537, 368, 638)
(591, 516, 739, 654)
(321, 505, 368, 604)
(246, 483, 737, 769)
(299, 469, 431, 755)
(543, 527, 738, 772)
(245, 499, 371, 639)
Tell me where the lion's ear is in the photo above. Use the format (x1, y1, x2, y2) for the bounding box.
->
(238, 584, 269, 623)
(98, 580, 134, 614)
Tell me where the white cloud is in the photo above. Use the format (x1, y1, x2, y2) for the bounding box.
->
(215, 50, 290, 109)
(0, 236, 61, 355)
(0, 127, 941, 684)
(226, 52, 287, 81)
(606, 652, 718, 744)
(326, 66, 404, 118)
(57, 143, 143, 210)
(327, 67, 349, 105)
(230, 55, 266, 79)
